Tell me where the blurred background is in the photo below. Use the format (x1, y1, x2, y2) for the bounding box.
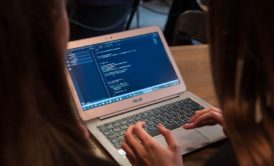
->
(69, 0, 207, 46)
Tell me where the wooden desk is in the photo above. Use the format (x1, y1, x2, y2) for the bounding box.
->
(90, 45, 224, 165)
(171, 45, 218, 107)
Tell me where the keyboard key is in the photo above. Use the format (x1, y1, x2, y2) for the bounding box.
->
(105, 124, 113, 130)
(113, 128, 121, 133)
(148, 130, 160, 137)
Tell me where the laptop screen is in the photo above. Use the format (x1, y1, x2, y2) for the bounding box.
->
(66, 32, 180, 111)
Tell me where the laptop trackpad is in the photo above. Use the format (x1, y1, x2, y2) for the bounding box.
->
(195, 125, 225, 142)
(154, 128, 210, 154)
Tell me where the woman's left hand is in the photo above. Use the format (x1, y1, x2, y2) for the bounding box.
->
(122, 122, 183, 166)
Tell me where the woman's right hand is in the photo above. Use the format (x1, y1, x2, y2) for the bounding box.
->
(122, 122, 183, 166)
(182, 107, 224, 129)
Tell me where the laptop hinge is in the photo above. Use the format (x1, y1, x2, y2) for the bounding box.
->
(99, 94, 180, 120)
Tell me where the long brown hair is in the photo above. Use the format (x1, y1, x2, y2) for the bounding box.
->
(208, 0, 274, 165)
(0, 0, 93, 165)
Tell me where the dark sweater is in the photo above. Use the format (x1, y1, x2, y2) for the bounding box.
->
(205, 142, 238, 166)
(57, 148, 117, 166)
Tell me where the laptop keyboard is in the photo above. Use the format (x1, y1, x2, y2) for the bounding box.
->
(97, 98, 204, 149)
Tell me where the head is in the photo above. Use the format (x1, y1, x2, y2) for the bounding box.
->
(0, 0, 91, 166)
(208, 0, 274, 165)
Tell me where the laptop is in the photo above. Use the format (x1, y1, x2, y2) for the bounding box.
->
(66, 26, 225, 165)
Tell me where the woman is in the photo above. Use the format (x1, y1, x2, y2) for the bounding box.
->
(122, 0, 274, 165)
(0, 0, 116, 165)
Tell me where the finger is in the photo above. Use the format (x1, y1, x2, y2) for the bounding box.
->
(191, 111, 223, 127)
(211, 107, 222, 114)
(190, 107, 222, 123)
(121, 143, 136, 165)
(183, 118, 219, 129)
(182, 123, 195, 129)
(189, 108, 210, 122)
(132, 122, 154, 146)
(158, 124, 177, 148)
(201, 119, 219, 126)
(183, 109, 210, 129)
(183, 119, 218, 129)
(124, 125, 145, 156)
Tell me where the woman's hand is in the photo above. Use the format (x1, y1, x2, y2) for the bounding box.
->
(182, 107, 224, 129)
(122, 122, 183, 166)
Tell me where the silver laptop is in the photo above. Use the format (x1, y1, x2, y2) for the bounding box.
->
(66, 26, 225, 165)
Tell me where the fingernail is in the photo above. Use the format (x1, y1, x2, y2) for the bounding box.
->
(184, 123, 193, 127)
(158, 123, 163, 127)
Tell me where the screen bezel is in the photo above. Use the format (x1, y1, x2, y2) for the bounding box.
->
(66, 26, 187, 121)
